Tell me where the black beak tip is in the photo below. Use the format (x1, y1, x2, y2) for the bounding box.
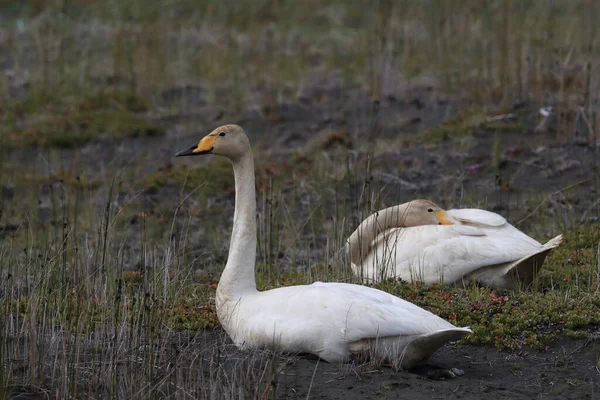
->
(175, 146, 198, 157)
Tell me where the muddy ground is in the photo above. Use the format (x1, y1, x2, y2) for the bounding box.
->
(9, 328, 599, 399)
(254, 332, 599, 399)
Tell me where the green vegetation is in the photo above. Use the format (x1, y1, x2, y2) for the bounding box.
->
(406, 108, 529, 145)
(1, 90, 163, 148)
(140, 161, 234, 201)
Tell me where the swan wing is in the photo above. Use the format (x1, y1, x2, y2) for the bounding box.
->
(235, 282, 467, 361)
(359, 225, 543, 284)
(310, 282, 459, 339)
(450, 209, 542, 247)
(447, 209, 541, 247)
(447, 208, 507, 226)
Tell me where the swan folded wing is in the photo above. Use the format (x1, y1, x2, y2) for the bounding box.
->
(389, 235, 473, 284)
(374, 225, 543, 284)
(447, 209, 507, 227)
(451, 214, 543, 249)
(448, 210, 542, 247)
(308, 283, 458, 340)
(233, 287, 329, 354)
(236, 283, 459, 357)
(367, 226, 482, 284)
(369, 225, 484, 262)
(435, 228, 543, 273)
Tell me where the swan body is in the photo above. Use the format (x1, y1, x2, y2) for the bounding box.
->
(348, 203, 563, 289)
(176, 125, 471, 370)
(217, 282, 470, 368)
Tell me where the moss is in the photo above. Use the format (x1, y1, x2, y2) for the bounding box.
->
(7, 89, 148, 115)
(79, 91, 150, 113)
(403, 110, 486, 144)
(141, 160, 235, 203)
(5, 110, 163, 149)
(162, 299, 219, 330)
(376, 281, 600, 351)
(404, 108, 527, 144)
(15, 168, 103, 189)
(1, 89, 162, 149)
(139, 155, 300, 206)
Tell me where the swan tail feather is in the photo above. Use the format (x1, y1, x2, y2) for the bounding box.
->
(411, 328, 473, 349)
(397, 328, 472, 369)
(501, 234, 563, 287)
(463, 234, 563, 289)
(541, 234, 563, 250)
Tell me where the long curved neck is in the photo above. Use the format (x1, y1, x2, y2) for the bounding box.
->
(217, 152, 258, 303)
(346, 203, 415, 264)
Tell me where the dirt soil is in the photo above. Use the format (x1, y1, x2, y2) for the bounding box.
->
(275, 334, 600, 399)
(166, 329, 600, 400)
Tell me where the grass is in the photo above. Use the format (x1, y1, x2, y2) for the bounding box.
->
(0, 0, 599, 398)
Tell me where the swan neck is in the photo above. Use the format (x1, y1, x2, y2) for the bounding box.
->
(347, 204, 414, 263)
(217, 152, 258, 304)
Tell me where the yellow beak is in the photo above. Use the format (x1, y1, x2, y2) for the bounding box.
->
(175, 135, 217, 157)
(434, 210, 453, 225)
(194, 135, 217, 153)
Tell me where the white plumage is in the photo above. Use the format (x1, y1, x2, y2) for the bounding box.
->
(219, 282, 470, 368)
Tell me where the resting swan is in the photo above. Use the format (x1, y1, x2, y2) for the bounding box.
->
(175, 124, 471, 370)
(347, 201, 563, 289)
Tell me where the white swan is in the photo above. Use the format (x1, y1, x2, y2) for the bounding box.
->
(347, 201, 563, 289)
(175, 124, 471, 370)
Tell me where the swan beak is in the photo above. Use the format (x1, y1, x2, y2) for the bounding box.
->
(434, 210, 453, 225)
(175, 135, 217, 157)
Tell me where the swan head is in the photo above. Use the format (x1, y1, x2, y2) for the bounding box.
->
(175, 124, 250, 161)
(405, 200, 453, 226)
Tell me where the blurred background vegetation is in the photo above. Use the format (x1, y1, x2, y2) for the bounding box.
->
(0, 0, 597, 113)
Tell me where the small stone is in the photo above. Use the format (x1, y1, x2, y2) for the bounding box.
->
(428, 368, 457, 380)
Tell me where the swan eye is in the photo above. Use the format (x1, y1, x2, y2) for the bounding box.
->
(219, 132, 226, 137)
(427, 208, 433, 212)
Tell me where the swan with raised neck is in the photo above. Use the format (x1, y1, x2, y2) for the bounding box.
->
(176, 124, 471, 370)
